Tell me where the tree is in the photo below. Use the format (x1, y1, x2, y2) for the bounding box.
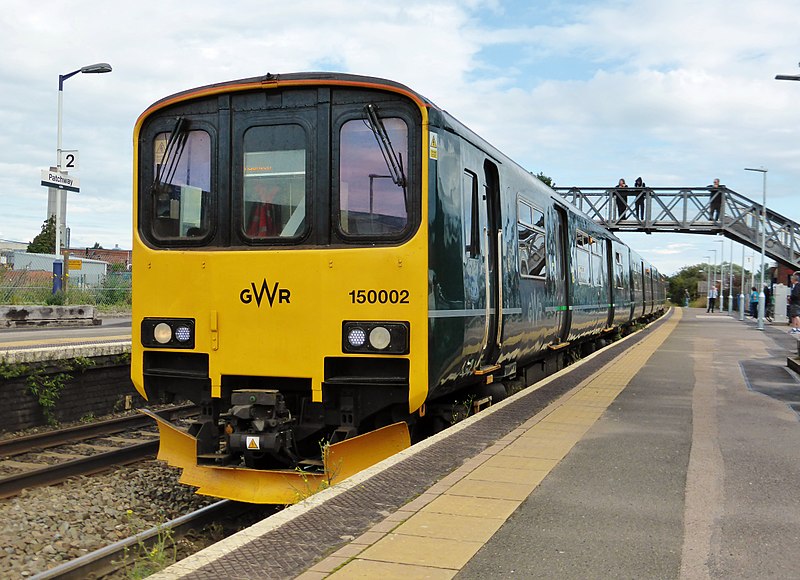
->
(532, 172, 555, 188)
(668, 261, 749, 306)
(27, 216, 57, 254)
(668, 264, 707, 304)
(91, 242, 103, 249)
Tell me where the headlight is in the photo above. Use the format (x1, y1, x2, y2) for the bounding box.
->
(369, 326, 392, 350)
(153, 323, 172, 344)
(347, 327, 367, 348)
(141, 318, 196, 349)
(342, 321, 409, 354)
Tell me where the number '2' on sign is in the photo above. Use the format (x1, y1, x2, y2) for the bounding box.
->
(60, 150, 79, 170)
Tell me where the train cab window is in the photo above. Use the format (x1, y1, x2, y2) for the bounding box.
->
(575, 230, 591, 285)
(338, 116, 409, 237)
(614, 251, 625, 289)
(517, 198, 546, 278)
(462, 170, 480, 258)
(152, 130, 212, 239)
(242, 124, 308, 240)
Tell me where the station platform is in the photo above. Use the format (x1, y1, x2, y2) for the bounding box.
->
(145, 308, 800, 579)
(0, 317, 130, 363)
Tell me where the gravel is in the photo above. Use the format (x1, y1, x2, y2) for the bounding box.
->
(0, 460, 216, 578)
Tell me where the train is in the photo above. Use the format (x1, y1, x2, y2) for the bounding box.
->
(131, 72, 668, 504)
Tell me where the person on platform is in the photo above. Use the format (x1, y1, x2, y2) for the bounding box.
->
(615, 178, 628, 220)
(789, 272, 800, 334)
(749, 286, 760, 319)
(707, 283, 719, 313)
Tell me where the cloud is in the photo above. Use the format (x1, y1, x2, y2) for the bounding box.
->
(0, 0, 798, 277)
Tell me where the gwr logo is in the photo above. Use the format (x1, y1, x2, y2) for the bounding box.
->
(240, 279, 291, 308)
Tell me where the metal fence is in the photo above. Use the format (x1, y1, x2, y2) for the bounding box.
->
(0, 251, 131, 311)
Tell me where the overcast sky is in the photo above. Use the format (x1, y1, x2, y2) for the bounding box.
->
(1, 0, 799, 275)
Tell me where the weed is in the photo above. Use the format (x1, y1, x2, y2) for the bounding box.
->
(291, 440, 341, 503)
(70, 356, 96, 373)
(0, 361, 29, 380)
(27, 369, 71, 426)
(123, 509, 177, 579)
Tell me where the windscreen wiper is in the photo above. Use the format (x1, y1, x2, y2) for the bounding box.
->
(363, 104, 407, 190)
(151, 116, 188, 194)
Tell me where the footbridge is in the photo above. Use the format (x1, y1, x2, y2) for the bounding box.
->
(554, 186, 800, 270)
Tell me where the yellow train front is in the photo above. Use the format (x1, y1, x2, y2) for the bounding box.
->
(131, 74, 431, 503)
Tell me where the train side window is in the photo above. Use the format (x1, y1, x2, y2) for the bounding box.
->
(614, 251, 624, 289)
(338, 117, 409, 236)
(590, 237, 603, 287)
(242, 124, 308, 240)
(575, 230, 591, 285)
(152, 130, 212, 240)
(463, 170, 480, 258)
(517, 198, 546, 278)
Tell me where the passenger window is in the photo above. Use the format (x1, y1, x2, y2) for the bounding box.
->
(615, 251, 624, 289)
(152, 130, 211, 239)
(463, 170, 480, 258)
(339, 117, 408, 236)
(242, 124, 308, 240)
(575, 231, 591, 285)
(518, 198, 546, 278)
(590, 238, 603, 287)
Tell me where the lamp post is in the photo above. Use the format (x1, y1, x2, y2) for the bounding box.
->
(728, 239, 734, 315)
(711, 248, 717, 310)
(717, 238, 725, 311)
(744, 167, 767, 330)
(775, 62, 800, 82)
(739, 242, 745, 320)
(52, 62, 112, 257)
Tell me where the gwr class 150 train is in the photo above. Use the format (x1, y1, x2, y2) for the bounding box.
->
(131, 72, 667, 504)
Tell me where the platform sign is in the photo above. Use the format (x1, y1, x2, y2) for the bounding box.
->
(60, 150, 79, 171)
(41, 169, 80, 193)
(68, 259, 82, 271)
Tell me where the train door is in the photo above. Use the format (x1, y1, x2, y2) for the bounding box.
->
(606, 239, 615, 328)
(476, 160, 502, 371)
(554, 206, 571, 343)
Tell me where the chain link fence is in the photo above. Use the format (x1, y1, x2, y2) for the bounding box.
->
(0, 251, 131, 312)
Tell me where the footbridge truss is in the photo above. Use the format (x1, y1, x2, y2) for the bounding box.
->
(554, 186, 800, 270)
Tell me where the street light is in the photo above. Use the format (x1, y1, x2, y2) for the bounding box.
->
(717, 238, 724, 311)
(744, 167, 767, 330)
(739, 243, 745, 320)
(775, 62, 800, 81)
(52, 62, 112, 257)
(728, 239, 734, 315)
(708, 251, 717, 312)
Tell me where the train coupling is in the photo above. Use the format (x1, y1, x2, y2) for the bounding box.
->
(224, 389, 296, 467)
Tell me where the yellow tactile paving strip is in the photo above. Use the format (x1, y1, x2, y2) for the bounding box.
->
(297, 310, 682, 580)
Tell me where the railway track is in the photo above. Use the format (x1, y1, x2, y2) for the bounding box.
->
(0, 405, 195, 498)
(30, 500, 276, 580)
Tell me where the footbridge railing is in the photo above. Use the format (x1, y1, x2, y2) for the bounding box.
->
(553, 186, 800, 270)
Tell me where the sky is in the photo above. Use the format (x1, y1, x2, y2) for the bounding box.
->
(1, 0, 799, 275)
